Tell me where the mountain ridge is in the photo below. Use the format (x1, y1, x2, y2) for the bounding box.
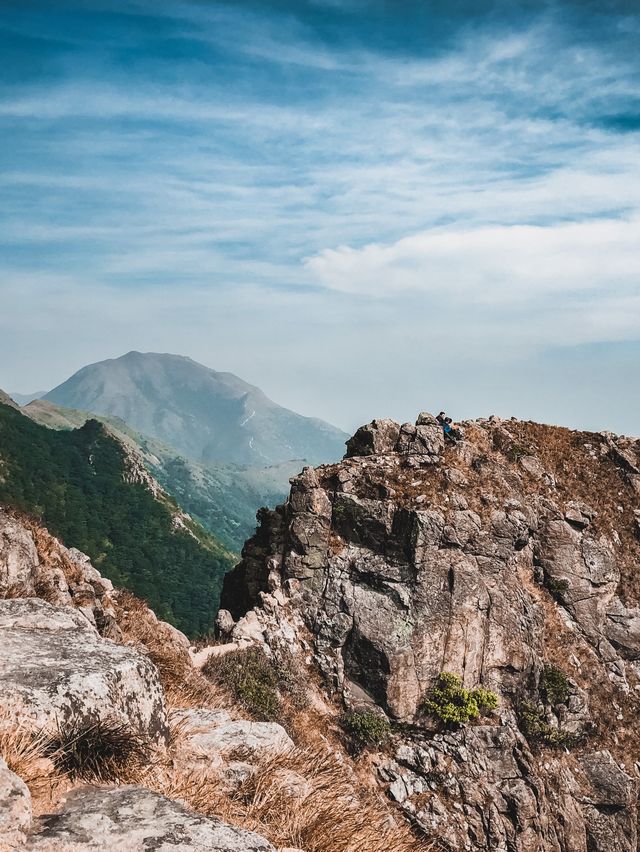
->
(23, 396, 303, 552)
(0, 398, 234, 634)
(44, 351, 348, 467)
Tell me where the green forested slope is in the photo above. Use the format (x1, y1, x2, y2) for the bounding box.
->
(0, 402, 234, 636)
(24, 398, 298, 552)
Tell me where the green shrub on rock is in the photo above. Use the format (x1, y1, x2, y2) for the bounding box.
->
(545, 576, 569, 602)
(517, 699, 575, 748)
(539, 664, 570, 706)
(423, 672, 498, 726)
(343, 711, 391, 752)
(203, 646, 308, 722)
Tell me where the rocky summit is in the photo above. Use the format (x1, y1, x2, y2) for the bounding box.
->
(221, 412, 640, 851)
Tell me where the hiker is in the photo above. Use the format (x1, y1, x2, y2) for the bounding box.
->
(446, 417, 463, 443)
(441, 417, 463, 444)
(437, 411, 447, 426)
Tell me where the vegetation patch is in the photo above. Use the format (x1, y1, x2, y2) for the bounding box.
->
(342, 711, 391, 753)
(423, 672, 499, 726)
(203, 647, 307, 721)
(545, 576, 569, 602)
(507, 444, 529, 462)
(0, 404, 234, 635)
(516, 700, 576, 749)
(539, 664, 571, 706)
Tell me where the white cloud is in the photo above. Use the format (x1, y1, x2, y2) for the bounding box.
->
(306, 216, 640, 300)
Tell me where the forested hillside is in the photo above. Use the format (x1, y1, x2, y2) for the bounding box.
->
(0, 402, 234, 635)
(24, 398, 299, 552)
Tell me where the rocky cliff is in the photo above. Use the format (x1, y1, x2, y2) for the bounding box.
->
(221, 412, 640, 851)
(0, 507, 422, 851)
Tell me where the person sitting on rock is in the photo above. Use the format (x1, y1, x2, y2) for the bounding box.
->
(444, 417, 463, 444)
(437, 411, 447, 426)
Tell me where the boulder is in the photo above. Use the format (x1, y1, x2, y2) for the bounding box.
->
(186, 719, 293, 763)
(0, 599, 168, 743)
(216, 608, 235, 636)
(345, 419, 401, 457)
(27, 785, 275, 850)
(395, 418, 444, 458)
(0, 756, 31, 848)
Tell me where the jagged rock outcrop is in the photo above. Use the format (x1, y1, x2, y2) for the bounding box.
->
(0, 507, 121, 640)
(222, 413, 640, 851)
(0, 598, 168, 743)
(27, 786, 274, 850)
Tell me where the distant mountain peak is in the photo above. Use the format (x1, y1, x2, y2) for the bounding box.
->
(45, 353, 348, 467)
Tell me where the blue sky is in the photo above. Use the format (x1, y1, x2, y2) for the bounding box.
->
(1, 0, 639, 433)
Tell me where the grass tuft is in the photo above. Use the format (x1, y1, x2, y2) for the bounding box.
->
(342, 710, 391, 753)
(44, 716, 152, 783)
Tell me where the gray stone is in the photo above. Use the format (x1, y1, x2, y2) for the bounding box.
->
(0, 598, 168, 743)
(216, 608, 235, 636)
(185, 720, 293, 762)
(0, 756, 31, 849)
(28, 785, 275, 850)
(345, 419, 402, 457)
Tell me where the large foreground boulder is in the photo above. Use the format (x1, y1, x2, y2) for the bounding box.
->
(27, 785, 274, 850)
(0, 599, 168, 743)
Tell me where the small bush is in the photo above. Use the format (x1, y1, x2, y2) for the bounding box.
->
(203, 647, 308, 721)
(507, 444, 528, 462)
(539, 664, 570, 706)
(545, 576, 569, 601)
(45, 716, 152, 782)
(517, 699, 575, 749)
(423, 672, 499, 726)
(342, 711, 391, 752)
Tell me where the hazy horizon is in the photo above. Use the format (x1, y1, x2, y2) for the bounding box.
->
(1, 1, 639, 435)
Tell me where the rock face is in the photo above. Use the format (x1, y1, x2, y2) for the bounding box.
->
(222, 413, 640, 851)
(0, 507, 121, 640)
(0, 756, 31, 848)
(27, 785, 274, 850)
(0, 598, 168, 743)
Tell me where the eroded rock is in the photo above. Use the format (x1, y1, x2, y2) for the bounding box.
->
(0, 756, 31, 849)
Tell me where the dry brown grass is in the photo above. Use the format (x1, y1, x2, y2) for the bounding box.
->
(0, 714, 69, 814)
(112, 590, 231, 712)
(145, 714, 429, 852)
(221, 743, 429, 852)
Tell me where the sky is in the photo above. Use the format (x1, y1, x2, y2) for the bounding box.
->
(1, 0, 639, 434)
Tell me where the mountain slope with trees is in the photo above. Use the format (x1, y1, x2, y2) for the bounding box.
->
(0, 400, 234, 635)
(24, 398, 300, 552)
